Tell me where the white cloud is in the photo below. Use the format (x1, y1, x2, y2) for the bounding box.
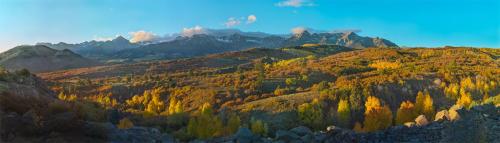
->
(129, 30, 159, 43)
(247, 15, 257, 24)
(291, 27, 307, 34)
(181, 25, 207, 37)
(224, 17, 241, 27)
(276, 0, 315, 7)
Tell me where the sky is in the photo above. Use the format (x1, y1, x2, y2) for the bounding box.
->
(0, 0, 499, 52)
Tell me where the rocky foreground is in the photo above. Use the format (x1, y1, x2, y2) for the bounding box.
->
(72, 104, 499, 143)
(2, 103, 498, 143)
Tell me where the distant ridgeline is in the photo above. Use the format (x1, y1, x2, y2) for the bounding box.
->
(35, 31, 397, 62)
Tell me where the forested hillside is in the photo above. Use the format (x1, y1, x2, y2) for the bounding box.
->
(1, 46, 499, 142)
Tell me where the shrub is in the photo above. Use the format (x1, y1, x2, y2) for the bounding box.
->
(250, 118, 268, 136)
(117, 118, 134, 129)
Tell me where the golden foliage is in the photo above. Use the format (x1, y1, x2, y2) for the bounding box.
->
(369, 61, 401, 70)
(395, 101, 417, 125)
(456, 92, 473, 109)
(117, 118, 134, 129)
(337, 99, 351, 128)
(125, 87, 166, 114)
(362, 96, 393, 132)
(187, 102, 223, 139)
(250, 118, 268, 136)
(297, 98, 323, 130)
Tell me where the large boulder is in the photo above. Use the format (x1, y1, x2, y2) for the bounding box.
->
(415, 115, 429, 126)
(448, 105, 463, 121)
(434, 110, 450, 122)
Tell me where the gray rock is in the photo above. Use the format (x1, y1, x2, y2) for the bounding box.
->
(290, 126, 312, 136)
(415, 115, 429, 126)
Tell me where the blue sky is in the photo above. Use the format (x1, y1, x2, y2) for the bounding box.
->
(0, 0, 498, 51)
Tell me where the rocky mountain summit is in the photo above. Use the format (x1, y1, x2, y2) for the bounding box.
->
(283, 31, 398, 49)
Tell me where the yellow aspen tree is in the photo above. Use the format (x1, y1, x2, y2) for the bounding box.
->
(337, 99, 351, 128)
(362, 96, 393, 132)
(423, 93, 435, 120)
(395, 101, 417, 125)
(415, 91, 425, 114)
(456, 92, 472, 109)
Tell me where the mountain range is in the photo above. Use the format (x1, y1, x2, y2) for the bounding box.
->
(37, 36, 139, 60)
(0, 29, 398, 73)
(36, 30, 397, 62)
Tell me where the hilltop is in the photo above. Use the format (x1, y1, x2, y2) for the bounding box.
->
(0, 45, 101, 73)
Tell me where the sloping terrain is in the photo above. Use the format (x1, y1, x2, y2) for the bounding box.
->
(38, 45, 352, 81)
(38, 36, 139, 61)
(0, 45, 101, 73)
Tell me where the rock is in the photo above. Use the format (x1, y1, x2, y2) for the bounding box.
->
(234, 128, 253, 143)
(326, 125, 342, 133)
(275, 130, 300, 141)
(290, 126, 312, 136)
(415, 115, 429, 126)
(434, 110, 450, 121)
(404, 122, 416, 128)
(448, 105, 462, 121)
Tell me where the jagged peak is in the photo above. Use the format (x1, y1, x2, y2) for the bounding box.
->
(112, 36, 129, 43)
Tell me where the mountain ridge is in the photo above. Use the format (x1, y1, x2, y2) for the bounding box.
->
(34, 30, 397, 62)
(0, 45, 101, 73)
